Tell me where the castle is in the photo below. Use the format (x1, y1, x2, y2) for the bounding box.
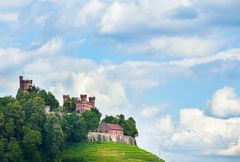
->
(19, 75, 95, 114)
(18, 76, 134, 145)
(19, 76, 33, 94)
(63, 94, 96, 113)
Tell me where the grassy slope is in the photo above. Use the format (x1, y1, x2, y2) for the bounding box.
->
(62, 142, 165, 162)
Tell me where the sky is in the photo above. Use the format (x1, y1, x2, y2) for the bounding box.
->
(1, 0, 240, 161)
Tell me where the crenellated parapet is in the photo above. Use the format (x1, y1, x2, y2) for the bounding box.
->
(19, 76, 33, 94)
(63, 94, 96, 113)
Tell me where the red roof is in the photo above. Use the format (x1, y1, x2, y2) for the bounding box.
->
(106, 123, 123, 131)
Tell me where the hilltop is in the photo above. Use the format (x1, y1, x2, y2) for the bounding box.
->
(62, 142, 165, 162)
(0, 76, 165, 162)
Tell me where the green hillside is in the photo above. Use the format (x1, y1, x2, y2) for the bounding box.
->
(62, 142, 165, 162)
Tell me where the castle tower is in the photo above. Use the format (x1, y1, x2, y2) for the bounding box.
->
(19, 76, 33, 94)
(80, 94, 87, 102)
(63, 95, 70, 105)
(62, 94, 96, 114)
(19, 76, 23, 89)
(89, 97, 96, 107)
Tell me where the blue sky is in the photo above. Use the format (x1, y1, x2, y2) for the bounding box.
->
(1, 0, 240, 162)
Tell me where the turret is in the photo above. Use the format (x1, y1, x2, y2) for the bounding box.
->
(80, 94, 87, 102)
(19, 76, 23, 89)
(89, 97, 96, 107)
(19, 76, 32, 94)
(63, 95, 70, 105)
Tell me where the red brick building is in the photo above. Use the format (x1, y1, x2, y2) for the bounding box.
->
(63, 94, 95, 113)
(97, 123, 124, 137)
(88, 123, 135, 145)
(19, 76, 32, 94)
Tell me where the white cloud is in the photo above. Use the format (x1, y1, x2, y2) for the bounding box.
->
(36, 37, 63, 55)
(151, 37, 219, 57)
(98, 0, 240, 35)
(0, 12, 19, 23)
(69, 71, 130, 115)
(144, 108, 240, 157)
(22, 57, 131, 115)
(170, 108, 240, 156)
(128, 36, 221, 57)
(209, 86, 240, 118)
(141, 104, 171, 117)
(141, 106, 162, 117)
(22, 0, 105, 35)
(156, 115, 174, 134)
(3, 0, 238, 59)
(100, 0, 187, 34)
(139, 87, 240, 159)
(0, 37, 63, 70)
(0, 48, 28, 69)
(215, 138, 240, 156)
(75, 0, 105, 27)
(100, 1, 143, 34)
(171, 48, 240, 68)
(0, 0, 31, 10)
(107, 60, 191, 93)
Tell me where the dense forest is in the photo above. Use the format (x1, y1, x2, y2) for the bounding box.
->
(0, 86, 138, 162)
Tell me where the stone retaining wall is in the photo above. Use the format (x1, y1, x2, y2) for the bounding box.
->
(87, 132, 136, 145)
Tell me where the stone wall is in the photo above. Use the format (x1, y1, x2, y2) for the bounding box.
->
(87, 132, 136, 145)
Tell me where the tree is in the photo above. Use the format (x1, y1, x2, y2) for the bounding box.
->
(44, 115, 65, 162)
(91, 107, 102, 119)
(47, 92, 59, 110)
(0, 96, 15, 107)
(6, 138, 23, 162)
(16, 89, 25, 101)
(63, 98, 76, 112)
(22, 126, 42, 161)
(102, 115, 118, 124)
(101, 115, 138, 138)
(5, 100, 25, 140)
(122, 117, 138, 138)
(23, 97, 46, 130)
(0, 137, 4, 160)
(39, 90, 59, 111)
(0, 99, 25, 140)
(82, 110, 101, 132)
(4, 119, 14, 139)
(0, 84, 140, 161)
(61, 113, 87, 142)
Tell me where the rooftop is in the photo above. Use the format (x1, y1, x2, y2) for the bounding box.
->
(105, 123, 123, 131)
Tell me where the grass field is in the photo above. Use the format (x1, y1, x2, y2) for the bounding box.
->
(62, 142, 165, 162)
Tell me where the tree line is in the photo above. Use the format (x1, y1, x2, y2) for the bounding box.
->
(0, 87, 101, 162)
(0, 86, 138, 161)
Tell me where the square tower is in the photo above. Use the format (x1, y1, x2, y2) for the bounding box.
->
(19, 76, 33, 94)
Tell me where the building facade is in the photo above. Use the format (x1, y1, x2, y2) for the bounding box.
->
(97, 122, 124, 138)
(63, 94, 95, 113)
(88, 122, 135, 145)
